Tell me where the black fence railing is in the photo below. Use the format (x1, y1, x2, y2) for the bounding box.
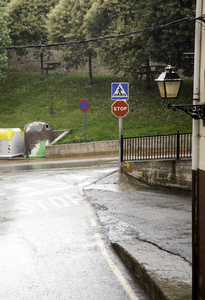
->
(121, 131, 192, 162)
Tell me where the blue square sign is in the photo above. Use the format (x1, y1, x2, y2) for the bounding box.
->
(111, 83, 129, 100)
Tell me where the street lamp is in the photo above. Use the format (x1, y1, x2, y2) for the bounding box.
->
(155, 65, 182, 98)
(155, 65, 205, 126)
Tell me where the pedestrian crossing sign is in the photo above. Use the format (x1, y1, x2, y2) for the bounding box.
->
(111, 83, 129, 100)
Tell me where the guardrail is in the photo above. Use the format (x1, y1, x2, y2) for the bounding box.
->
(121, 130, 192, 162)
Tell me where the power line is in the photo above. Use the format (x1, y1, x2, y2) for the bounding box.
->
(1, 14, 205, 51)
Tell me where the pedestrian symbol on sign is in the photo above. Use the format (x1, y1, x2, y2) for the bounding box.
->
(111, 83, 129, 100)
(113, 84, 127, 97)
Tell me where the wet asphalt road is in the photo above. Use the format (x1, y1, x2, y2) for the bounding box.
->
(0, 163, 150, 300)
(85, 173, 192, 263)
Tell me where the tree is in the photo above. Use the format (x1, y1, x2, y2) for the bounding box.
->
(85, 0, 147, 78)
(0, 0, 11, 78)
(47, 0, 95, 85)
(84, 0, 196, 82)
(5, 0, 59, 78)
(137, 0, 196, 75)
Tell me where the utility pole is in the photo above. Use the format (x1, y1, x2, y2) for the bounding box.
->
(192, 0, 205, 299)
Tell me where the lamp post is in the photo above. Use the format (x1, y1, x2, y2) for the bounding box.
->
(155, 65, 205, 125)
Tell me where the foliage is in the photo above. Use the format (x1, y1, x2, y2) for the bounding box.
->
(4, 0, 196, 79)
(6, 0, 58, 45)
(47, 0, 96, 78)
(137, 0, 196, 75)
(0, 0, 11, 78)
(5, 0, 59, 77)
(0, 72, 192, 143)
(84, 0, 147, 77)
(84, 0, 195, 77)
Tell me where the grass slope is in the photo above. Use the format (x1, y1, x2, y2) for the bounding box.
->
(0, 72, 192, 144)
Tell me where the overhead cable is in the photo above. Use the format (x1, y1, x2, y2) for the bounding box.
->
(1, 14, 205, 50)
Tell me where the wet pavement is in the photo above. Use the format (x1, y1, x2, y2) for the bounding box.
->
(0, 158, 149, 300)
(0, 157, 192, 300)
(84, 171, 192, 300)
(85, 172, 192, 262)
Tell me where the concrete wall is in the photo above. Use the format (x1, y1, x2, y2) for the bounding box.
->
(46, 140, 119, 158)
(121, 159, 192, 190)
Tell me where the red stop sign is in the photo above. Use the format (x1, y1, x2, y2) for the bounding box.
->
(112, 100, 129, 117)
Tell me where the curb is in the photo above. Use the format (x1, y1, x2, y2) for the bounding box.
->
(0, 156, 119, 172)
(111, 240, 192, 300)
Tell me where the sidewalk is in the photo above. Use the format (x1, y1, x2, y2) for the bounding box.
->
(85, 171, 192, 300)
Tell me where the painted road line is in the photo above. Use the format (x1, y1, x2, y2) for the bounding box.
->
(80, 188, 85, 196)
(35, 200, 49, 211)
(51, 197, 78, 208)
(86, 209, 93, 215)
(11, 186, 75, 199)
(95, 233, 140, 300)
(90, 219, 97, 227)
(15, 195, 82, 215)
(84, 200, 89, 206)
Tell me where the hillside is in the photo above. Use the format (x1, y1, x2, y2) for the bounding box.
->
(0, 72, 192, 144)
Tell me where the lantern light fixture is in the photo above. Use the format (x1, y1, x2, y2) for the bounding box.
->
(155, 65, 205, 126)
(155, 65, 182, 99)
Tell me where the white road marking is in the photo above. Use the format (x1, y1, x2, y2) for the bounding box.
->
(90, 219, 97, 227)
(80, 188, 85, 196)
(11, 186, 74, 199)
(51, 197, 73, 208)
(95, 233, 140, 300)
(86, 209, 93, 215)
(14, 195, 83, 215)
(35, 200, 49, 211)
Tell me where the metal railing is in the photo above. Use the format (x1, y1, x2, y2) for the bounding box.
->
(121, 130, 192, 161)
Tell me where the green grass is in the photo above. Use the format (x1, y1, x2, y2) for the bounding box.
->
(0, 72, 193, 144)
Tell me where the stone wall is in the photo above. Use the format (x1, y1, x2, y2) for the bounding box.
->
(7, 49, 112, 75)
(122, 159, 192, 190)
(46, 140, 119, 158)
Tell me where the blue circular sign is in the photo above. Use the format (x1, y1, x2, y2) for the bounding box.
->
(79, 99, 90, 112)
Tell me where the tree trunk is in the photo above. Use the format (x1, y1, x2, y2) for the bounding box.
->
(146, 59, 151, 89)
(88, 54, 93, 85)
(40, 52, 44, 81)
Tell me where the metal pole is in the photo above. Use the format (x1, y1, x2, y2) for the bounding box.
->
(192, 1, 202, 298)
(192, 0, 201, 172)
(177, 129, 180, 159)
(119, 117, 123, 172)
(120, 134, 123, 162)
(84, 112, 86, 140)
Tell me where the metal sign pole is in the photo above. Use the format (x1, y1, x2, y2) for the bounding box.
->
(119, 117, 123, 172)
(111, 83, 129, 173)
(79, 99, 90, 141)
(84, 112, 86, 140)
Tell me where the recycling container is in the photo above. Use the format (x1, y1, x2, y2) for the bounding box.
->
(0, 128, 24, 158)
(23, 121, 53, 158)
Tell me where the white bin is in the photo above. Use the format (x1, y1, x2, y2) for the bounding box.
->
(0, 128, 24, 158)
